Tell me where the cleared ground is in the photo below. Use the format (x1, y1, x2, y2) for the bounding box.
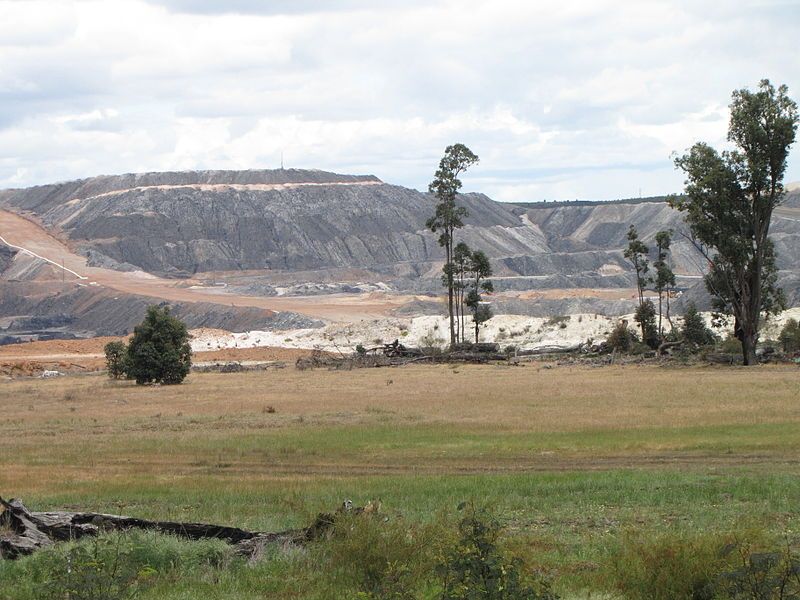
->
(2, 363, 800, 596)
(0, 336, 321, 373)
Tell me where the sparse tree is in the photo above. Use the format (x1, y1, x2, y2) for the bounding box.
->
(104, 341, 128, 379)
(624, 225, 652, 340)
(653, 230, 676, 338)
(673, 79, 797, 365)
(427, 144, 479, 347)
(465, 250, 494, 343)
(126, 305, 192, 385)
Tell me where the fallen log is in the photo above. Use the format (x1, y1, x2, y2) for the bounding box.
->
(0, 496, 345, 561)
(516, 343, 582, 357)
(657, 340, 684, 356)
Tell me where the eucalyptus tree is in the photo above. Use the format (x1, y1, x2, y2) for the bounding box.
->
(653, 230, 676, 338)
(427, 144, 480, 347)
(673, 80, 797, 365)
(624, 225, 651, 308)
(624, 225, 652, 341)
(465, 249, 494, 343)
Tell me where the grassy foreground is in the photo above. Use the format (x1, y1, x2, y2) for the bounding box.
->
(2, 363, 800, 598)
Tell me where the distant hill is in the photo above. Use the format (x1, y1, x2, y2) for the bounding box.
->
(0, 169, 544, 276)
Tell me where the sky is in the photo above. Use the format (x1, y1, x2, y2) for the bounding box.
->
(1, 0, 799, 202)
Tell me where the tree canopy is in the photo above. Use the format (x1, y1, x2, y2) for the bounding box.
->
(673, 79, 797, 365)
(427, 144, 480, 347)
(126, 305, 192, 385)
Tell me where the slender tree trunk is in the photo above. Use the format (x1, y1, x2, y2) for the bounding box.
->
(658, 292, 663, 339)
(474, 273, 481, 344)
(665, 291, 674, 330)
(446, 233, 455, 347)
(459, 271, 465, 344)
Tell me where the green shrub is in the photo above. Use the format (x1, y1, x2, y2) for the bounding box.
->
(126, 305, 192, 385)
(682, 302, 716, 348)
(605, 531, 723, 600)
(778, 318, 800, 354)
(607, 321, 636, 352)
(311, 512, 441, 599)
(718, 334, 743, 355)
(634, 300, 659, 349)
(104, 340, 129, 380)
(437, 503, 558, 600)
(717, 539, 800, 599)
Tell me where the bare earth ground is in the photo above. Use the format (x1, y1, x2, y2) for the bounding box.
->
(0, 209, 410, 320)
(0, 336, 319, 374)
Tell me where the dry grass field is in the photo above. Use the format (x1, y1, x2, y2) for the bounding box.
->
(2, 363, 800, 598)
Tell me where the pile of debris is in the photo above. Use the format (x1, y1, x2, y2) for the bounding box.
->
(296, 340, 517, 370)
(192, 361, 287, 374)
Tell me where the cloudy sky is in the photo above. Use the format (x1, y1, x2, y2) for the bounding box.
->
(1, 0, 798, 201)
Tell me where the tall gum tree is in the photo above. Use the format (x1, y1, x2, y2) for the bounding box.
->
(673, 80, 797, 365)
(427, 144, 479, 347)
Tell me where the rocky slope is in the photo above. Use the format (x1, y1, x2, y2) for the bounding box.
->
(0, 169, 540, 276)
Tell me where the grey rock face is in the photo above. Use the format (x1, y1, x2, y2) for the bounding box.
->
(2, 171, 799, 316)
(1, 170, 535, 275)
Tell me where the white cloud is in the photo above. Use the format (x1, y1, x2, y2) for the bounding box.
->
(0, 0, 798, 200)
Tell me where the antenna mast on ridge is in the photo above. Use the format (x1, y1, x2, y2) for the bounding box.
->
(280, 151, 284, 170)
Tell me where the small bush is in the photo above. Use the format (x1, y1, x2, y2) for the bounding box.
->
(682, 302, 716, 348)
(312, 512, 440, 599)
(718, 334, 743, 355)
(605, 531, 723, 600)
(437, 503, 558, 600)
(778, 318, 800, 354)
(104, 341, 129, 380)
(634, 300, 659, 349)
(607, 322, 635, 352)
(717, 539, 800, 599)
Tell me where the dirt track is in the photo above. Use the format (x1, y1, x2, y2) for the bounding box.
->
(0, 210, 408, 320)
